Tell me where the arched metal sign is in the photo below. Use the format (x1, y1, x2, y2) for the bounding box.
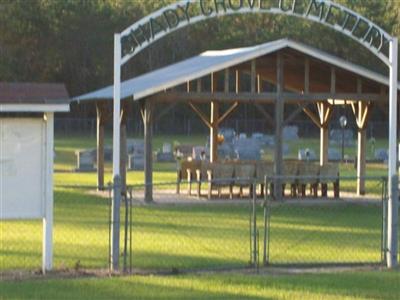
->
(119, 0, 393, 65)
(111, 0, 398, 269)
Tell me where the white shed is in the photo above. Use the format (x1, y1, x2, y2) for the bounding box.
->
(0, 82, 70, 272)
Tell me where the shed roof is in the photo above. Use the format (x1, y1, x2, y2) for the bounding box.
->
(0, 82, 70, 112)
(74, 38, 400, 103)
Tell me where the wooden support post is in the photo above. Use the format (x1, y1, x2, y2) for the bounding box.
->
(304, 58, 310, 94)
(352, 79, 371, 196)
(317, 102, 332, 166)
(224, 68, 230, 93)
(251, 59, 256, 93)
(357, 124, 367, 195)
(96, 103, 106, 190)
(210, 72, 219, 163)
(142, 100, 153, 202)
(120, 104, 128, 194)
(317, 67, 335, 166)
(330, 67, 336, 94)
(274, 53, 284, 199)
(197, 78, 202, 92)
(301, 59, 333, 168)
(235, 70, 240, 94)
(211, 72, 217, 93)
(320, 123, 329, 166)
(210, 100, 219, 163)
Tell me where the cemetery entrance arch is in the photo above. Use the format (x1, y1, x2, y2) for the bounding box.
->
(109, 0, 397, 269)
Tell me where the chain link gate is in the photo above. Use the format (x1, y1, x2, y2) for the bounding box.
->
(112, 182, 257, 274)
(261, 176, 388, 267)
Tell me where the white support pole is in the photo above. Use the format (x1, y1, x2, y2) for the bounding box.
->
(113, 33, 121, 177)
(111, 33, 122, 271)
(387, 37, 398, 268)
(43, 112, 54, 273)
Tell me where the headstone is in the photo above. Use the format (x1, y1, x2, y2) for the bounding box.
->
(127, 139, 144, 154)
(88, 148, 112, 161)
(192, 146, 207, 160)
(298, 148, 317, 161)
(156, 142, 174, 162)
(174, 144, 194, 159)
(264, 135, 275, 146)
(251, 132, 269, 145)
(219, 128, 236, 143)
(329, 129, 354, 146)
(283, 143, 290, 156)
(104, 147, 113, 161)
(218, 142, 236, 159)
(283, 126, 299, 140)
(162, 143, 172, 154)
(156, 152, 175, 162)
(127, 139, 145, 170)
(375, 148, 388, 162)
(233, 138, 262, 160)
(128, 153, 144, 170)
(328, 148, 341, 161)
(75, 150, 95, 172)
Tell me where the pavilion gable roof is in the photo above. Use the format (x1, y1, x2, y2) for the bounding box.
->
(73, 39, 400, 102)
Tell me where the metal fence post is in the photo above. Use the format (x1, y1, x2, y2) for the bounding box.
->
(263, 176, 269, 266)
(111, 175, 121, 271)
(123, 193, 129, 273)
(252, 183, 257, 266)
(387, 174, 398, 268)
(381, 178, 388, 264)
(129, 188, 133, 273)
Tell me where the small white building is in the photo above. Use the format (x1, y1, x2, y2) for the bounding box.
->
(0, 82, 70, 272)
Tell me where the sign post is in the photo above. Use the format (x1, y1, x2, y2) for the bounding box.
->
(111, 33, 122, 271)
(43, 113, 54, 272)
(387, 38, 398, 268)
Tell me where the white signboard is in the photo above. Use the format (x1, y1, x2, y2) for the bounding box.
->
(0, 118, 45, 219)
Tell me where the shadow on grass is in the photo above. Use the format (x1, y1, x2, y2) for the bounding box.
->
(1, 270, 399, 299)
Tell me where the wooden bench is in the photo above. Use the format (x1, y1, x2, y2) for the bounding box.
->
(233, 163, 256, 198)
(297, 162, 319, 197)
(255, 162, 274, 197)
(176, 160, 200, 195)
(282, 161, 299, 197)
(207, 163, 234, 199)
(319, 164, 340, 198)
(195, 160, 211, 197)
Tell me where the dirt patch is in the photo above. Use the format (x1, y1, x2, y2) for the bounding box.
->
(1, 264, 389, 282)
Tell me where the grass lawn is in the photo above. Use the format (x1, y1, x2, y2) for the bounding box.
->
(1, 135, 390, 271)
(1, 190, 384, 271)
(1, 134, 398, 300)
(1, 271, 399, 299)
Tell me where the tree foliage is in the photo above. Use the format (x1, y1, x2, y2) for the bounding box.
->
(0, 0, 398, 96)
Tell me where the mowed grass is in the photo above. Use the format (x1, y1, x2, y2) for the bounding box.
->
(1, 134, 389, 271)
(1, 271, 399, 300)
(1, 191, 384, 271)
(1, 134, 398, 299)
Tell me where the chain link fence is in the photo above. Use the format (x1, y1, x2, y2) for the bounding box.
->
(1, 175, 398, 275)
(120, 176, 391, 273)
(124, 182, 252, 273)
(1, 185, 110, 275)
